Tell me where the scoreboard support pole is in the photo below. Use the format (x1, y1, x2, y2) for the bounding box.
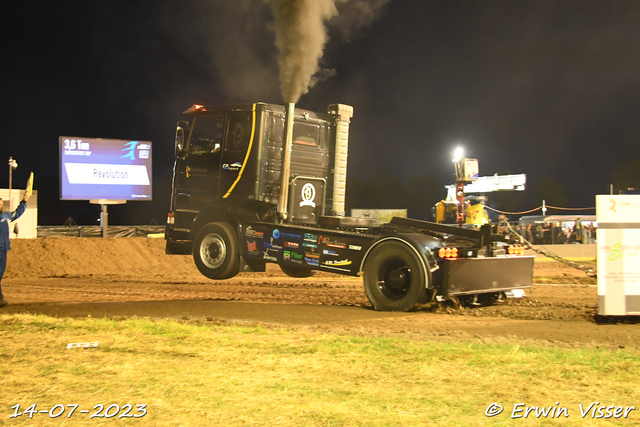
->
(90, 199, 126, 238)
(101, 204, 108, 238)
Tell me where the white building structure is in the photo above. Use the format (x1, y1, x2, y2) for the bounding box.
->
(0, 189, 38, 239)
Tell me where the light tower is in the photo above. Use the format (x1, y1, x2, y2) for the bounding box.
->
(452, 148, 478, 227)
(8, 157, 17, 211)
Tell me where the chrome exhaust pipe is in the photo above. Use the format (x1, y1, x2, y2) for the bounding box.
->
(277, 102, 295, 222)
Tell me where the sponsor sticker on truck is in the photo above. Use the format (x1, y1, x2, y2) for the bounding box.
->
(323, 249, 339, 256)
(322, 259, 352, 266)
(263, 249, 278, 262)
(246, 240, 259, 255)
(246, 226, 264, 239)
(304, 257, 320, 266)
(304, 233, 318, 243)
(284, 250, 304, 264)
(264, 240, 283, 250)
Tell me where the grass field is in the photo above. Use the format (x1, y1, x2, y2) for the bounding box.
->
(1, 314, 638, 426)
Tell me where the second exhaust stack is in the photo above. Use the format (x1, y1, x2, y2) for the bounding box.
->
(327, 104, 354, 217)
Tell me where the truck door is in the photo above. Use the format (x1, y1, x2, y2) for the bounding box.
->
(178, 115, 224, 196)
(220, 110, 254, 198)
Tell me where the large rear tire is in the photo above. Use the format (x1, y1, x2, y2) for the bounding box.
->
(279, 264, 315, 278)
(193, 222, 240, 280)
(363, 241, 428, 311)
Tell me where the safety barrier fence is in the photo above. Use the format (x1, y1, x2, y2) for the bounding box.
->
(36, 225, 165, 238)
(483, 204, 596, 215)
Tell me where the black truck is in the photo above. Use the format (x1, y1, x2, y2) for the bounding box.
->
(165, 102, 533, 311)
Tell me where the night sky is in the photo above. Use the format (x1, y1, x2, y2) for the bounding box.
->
(2, 1, 640, 225)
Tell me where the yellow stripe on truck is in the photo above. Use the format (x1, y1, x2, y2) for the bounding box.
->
(223, 103, 256, 198)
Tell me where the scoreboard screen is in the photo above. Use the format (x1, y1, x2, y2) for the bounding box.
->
(59, 136, 152, 201)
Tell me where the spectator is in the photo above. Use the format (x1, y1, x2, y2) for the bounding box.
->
(0, 192, 29, 307)
(554, 223, 565, 244)
(543, 222, 552, 244)
(574, 218, 584, 244)
(515, 224, 525, 241)
(588, 223, 597, 243)
(535, 224, 543, 244)
(582, 223, 590, 244)
(567, 226, 575, 243)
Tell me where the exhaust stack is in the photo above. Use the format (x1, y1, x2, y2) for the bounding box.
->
(277, 102, 296, 222)
(327, 104, 354, 216)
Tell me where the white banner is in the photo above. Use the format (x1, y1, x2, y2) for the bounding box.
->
(65, 163, 150, 186)
(596, 195, 640, 223)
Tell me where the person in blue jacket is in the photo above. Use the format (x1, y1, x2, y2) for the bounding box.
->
(0, 192, 29, 307)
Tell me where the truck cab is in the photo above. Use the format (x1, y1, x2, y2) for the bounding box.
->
(166, 103, 345, 255)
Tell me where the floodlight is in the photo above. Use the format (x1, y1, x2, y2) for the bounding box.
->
(452, 147, 464, 162)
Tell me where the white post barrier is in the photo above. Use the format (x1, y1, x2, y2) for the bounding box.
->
(596, 195, 640, 315)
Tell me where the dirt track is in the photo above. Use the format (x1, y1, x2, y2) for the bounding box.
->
(1, 238, 637, 348)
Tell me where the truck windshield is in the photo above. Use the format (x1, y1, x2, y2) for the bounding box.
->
(188, 116, 224, 154)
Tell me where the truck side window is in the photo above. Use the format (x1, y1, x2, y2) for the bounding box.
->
(265, 114, 322, 149)
(268, 115, 283, 144)
(293, 122, 321, 148)
(188, 116, 224, 154)
(226, 112, 253, 153)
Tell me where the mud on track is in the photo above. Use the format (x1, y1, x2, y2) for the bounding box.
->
(1, 238, 636, 348)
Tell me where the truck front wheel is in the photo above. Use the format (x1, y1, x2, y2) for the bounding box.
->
(193, 222, 240, 280)
(363, 241, 427, 311)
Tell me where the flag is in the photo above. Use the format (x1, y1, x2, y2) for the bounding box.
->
(25, 172, 34, 197)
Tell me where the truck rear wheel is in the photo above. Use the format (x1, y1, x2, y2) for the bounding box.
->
(193, 222, 240, 280)
(363, 241, 427, 311)
(279, 264, 315, 278)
